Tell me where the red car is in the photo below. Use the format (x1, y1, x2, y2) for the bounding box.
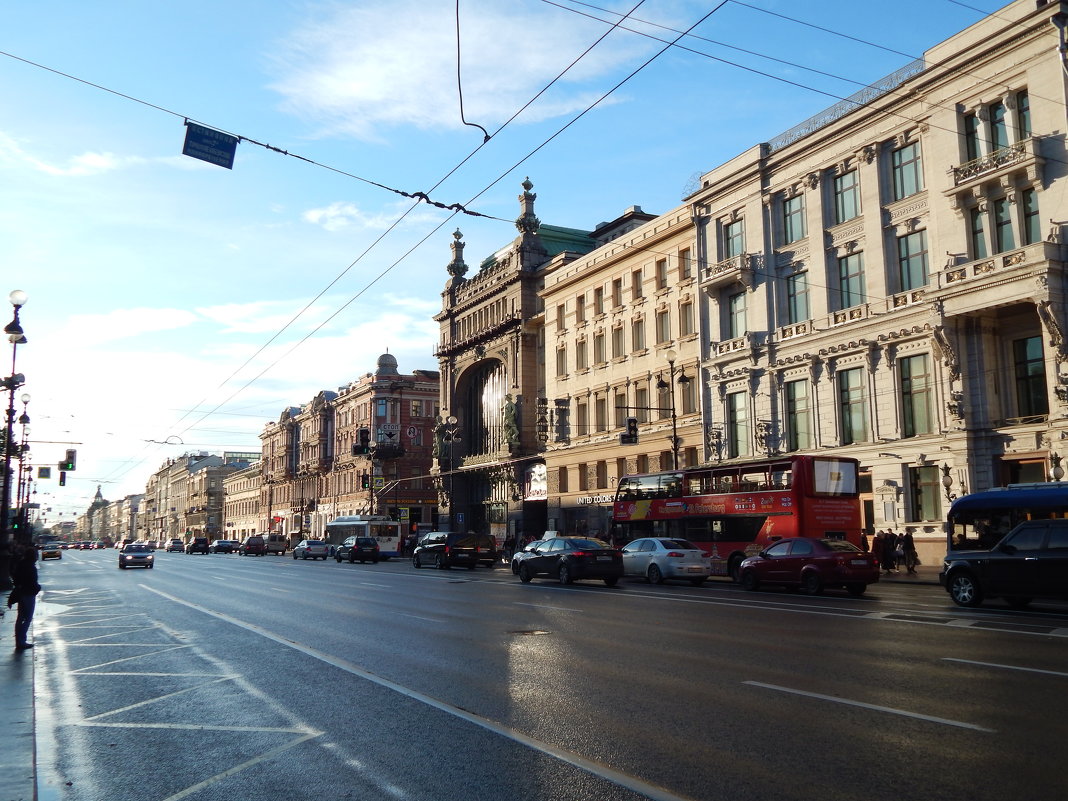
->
(738, 538, 879, 596)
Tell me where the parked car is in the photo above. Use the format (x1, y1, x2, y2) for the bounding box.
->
(293, 539, 329, 560)
(335, 536, 380, 564)
(145, 540, 160, 551)
(412, 531, 497, 569)
(238, 535, 267, 556)
(511, 539, 547, 575)
(517, 537, 623, 586)
(119, 543, 155, 569)
(209, 539, 237, 554)
(738, 537, 879, 596)
(265, 533, 289, 555)
(621, 538, 712, 586)
(185, 537, 210, 555)
(40, 542, 62, 560)
(166, 539, 185, 553)
(940, 519, 1068, 608)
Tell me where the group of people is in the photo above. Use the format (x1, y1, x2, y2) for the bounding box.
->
(868, 529, 919, 575)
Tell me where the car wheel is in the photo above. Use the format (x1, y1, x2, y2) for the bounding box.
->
(728, 554, 744, 583)
(740, 570, 759, 591)
(511, 561, 520, 575)
(413, 555, 422, 569)
(948, 571, 983, 607)
(519, 563, 533, 583)
(1005, 596, 1033, 609)
(148, 563, 154, 569)
(846, 583, 867, 597)
(603, 576, 618, 587)
(292, 552, 297, 559)
(435, 554, 448, 570)
(801, 571, 823, 595)
(647, 564, 664, 585)
(558, 563, 572, 585)
(119, 564, 126, 569)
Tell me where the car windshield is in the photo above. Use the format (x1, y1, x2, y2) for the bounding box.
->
(125, 545, 150, 553)
(658, 539, 699, 550)
(567, 538, 611, 550)
(822, 540, 861, 552)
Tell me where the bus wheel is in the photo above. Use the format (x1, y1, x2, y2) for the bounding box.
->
(728, 555, 744, 582)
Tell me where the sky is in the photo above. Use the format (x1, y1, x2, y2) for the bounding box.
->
(0, 0, 1002, 521)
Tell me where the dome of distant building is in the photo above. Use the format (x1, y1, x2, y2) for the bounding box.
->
(376, 353, 399, 376)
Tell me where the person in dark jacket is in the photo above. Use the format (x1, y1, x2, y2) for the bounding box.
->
(902, 531, 919, 574)
(9, 543, 41, 650)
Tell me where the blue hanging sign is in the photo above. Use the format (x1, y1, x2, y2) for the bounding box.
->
(182, 122, 238, 169)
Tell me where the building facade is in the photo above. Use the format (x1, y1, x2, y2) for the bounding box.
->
(223, 463, 262, 541)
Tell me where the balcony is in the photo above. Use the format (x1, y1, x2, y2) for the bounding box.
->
(703, 254, 755, 290)
(949, 137, 1042, 189)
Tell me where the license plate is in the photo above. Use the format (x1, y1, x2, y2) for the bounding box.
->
(850, 559, 869, 566)
(596, 556, 611, 561)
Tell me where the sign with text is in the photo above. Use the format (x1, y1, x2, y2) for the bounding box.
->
(182, 122, 238, 169)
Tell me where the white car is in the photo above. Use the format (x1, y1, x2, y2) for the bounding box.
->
(620, 538, 712, 586)
(292, 539, 330, 560)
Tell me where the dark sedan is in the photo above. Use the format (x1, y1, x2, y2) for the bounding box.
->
(118, 543, 155, 569)
(517, 537, 623, 586)
(739, 537, 879, 596)
(335, 536, 380, 564)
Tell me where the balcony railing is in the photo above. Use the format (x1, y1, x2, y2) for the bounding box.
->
(951, 139, 1036, 186)
(703, 254, 754, 290)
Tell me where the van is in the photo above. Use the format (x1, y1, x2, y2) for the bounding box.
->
(265, 534, 289, 555)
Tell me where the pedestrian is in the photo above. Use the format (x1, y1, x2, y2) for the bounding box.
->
(860, 531, 870, 552)
(902, 530, 919, 574)
(8, 542, 42, 651)
(871, 530, 885, 571)
(882, 529, 899, 574)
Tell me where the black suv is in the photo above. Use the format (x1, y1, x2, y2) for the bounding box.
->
(940, 519, 1068, 608)
(185, 537, 209, 555)
(238, 535, 267, 556)
(335, 536, 380, 564)
(412, 531, 497, 569)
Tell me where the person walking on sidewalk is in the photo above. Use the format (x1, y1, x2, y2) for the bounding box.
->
(902, 530, 919, 574)
(8, 542, 41, 651)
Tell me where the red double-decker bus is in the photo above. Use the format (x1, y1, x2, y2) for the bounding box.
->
(612, 455, 863, 579)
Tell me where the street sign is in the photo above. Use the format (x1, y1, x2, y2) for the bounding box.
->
(38, 466, 52, 479)
(182, 122, 238, 169)
(380, 423, 400, 441)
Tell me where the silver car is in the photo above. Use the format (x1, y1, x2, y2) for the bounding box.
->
(292, 539, 330, 560)
(620, 538, 711, 585)
(118, 543, 155, 570)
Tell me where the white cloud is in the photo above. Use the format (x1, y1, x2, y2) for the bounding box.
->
(51, 307, 200, 345)
(268, 0, 654, 139)
(301, 199, 445, 231)
(0, 131, 143, 176)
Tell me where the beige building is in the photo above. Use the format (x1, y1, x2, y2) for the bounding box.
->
(223, 462, 261, 541)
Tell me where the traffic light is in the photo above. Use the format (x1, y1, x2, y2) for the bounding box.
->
(59, 471, 67, 487)
(60, 449, 77, 471)
(620, 417, 639, 445)
(353, 428, 372, 455)
(361, 473, 370, 489)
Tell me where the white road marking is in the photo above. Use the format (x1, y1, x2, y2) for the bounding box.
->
(942, 657, 1068, 678)
(744, 681, 995, 732)
(143, 585, 699, 801)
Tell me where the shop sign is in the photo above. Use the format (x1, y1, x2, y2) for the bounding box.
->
(577, 494, 615, 505)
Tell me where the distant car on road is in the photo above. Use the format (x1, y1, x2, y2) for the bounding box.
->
(166, 539, 185, 553)
(238, 536, 267, 556)
(940, 519, 1068, 608)
(293, 539, 329, 560)
(620, 538, 712, 586)
(412, 532, 497, 569)
(40, 542, 62, 560)
(209, 539, 237, 554)
(517, 537, 623, 586)
(185, 537, 210, 555)
(265, 534, 289, 555)
(335, 536, 380, 564)
(739, 537, 879, 596)
(119, 543, 154, 569)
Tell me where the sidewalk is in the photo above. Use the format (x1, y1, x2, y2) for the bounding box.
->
(876, 564, 942, 585)
(0, 606, 36, 801)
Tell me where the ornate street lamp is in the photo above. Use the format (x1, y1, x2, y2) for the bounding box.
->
(441, 416, 461, 530)
(656, 349, 690, 470)
(941, 463, 956, 503)
(0, 289, 28, 590)
(1051, 453, 1064, 482)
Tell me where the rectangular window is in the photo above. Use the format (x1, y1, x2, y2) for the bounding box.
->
(964, 113, 981, 161)
(593, 331, 606, 364)
(901, 354, 933, 437)
(576, 401, 589, 435)
(576, 338, 588, 370)
(785, 272, 810, 325)
(727, 291, 746, 338)
(556, 304, 565, 329)
(557, 467, 568, 493)
(892, 142, 924, 201)
(594, 287, 604, 316)
(993, 197, 1015, 253)
(596, 461, 608, 489)
(1021, 188, 1040, 245)
(724, 219, 745, 258)
(679, 300, 695, 337)
(612, 278, 623, 308)
(575, 293, 586, 323)
(970, 207, 988, 259)
(656, 381, 670, 422)
(632, 318, 646, 351)
(833, 170, 860, 224)
(990, 101, 1008, 150)
(680, 377, 696, 415)
(784, 379, 811, 451)
(838, 367, 868, 445)
(1016, 89, 1031, 138)
(655, 309, 671, 344)
(655, 259, 668, 290)
(1014, 336, 1049, 417)
(908, 465, 941, 522)
(631, 270, 643, 300)
(578, 463, 588, 491)
(726, 391, 750, 458)
(897, 230, 929, 291)
(556, 346, 567, 377)
(782, 195, 805, 244)
(836, 253, 865, 310)
(595, 396, 607, 432)
(614, 392, 627, 428)
(612, 326, 625, 358)
(678, 248, 692, 279)
(635, 386, 649, 424)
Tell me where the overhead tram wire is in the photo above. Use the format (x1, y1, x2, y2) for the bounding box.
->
(165, 1, 730, 448)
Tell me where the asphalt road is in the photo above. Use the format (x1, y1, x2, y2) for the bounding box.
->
(31, 549, 1068, 801)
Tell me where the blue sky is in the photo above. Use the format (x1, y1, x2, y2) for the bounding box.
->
(0, 0, 997, 519)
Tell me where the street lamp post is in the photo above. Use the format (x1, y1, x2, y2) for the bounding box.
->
(0, 289, 28, 591)
(441, 416, 461, 530)
(656, 349, 690, 470)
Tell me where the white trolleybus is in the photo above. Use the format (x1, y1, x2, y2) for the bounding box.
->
(325, 515, 403, 559)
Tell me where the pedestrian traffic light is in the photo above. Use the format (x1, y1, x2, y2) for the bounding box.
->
(60, 449, 77, 471)
(59, 471, 67, 486)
